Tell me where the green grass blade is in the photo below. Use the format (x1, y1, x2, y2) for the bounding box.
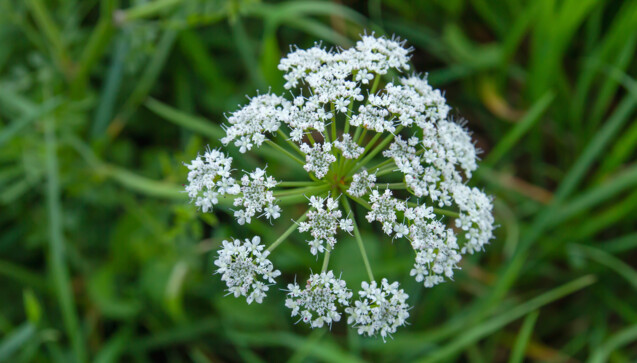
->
(588, 324, 637, 363)
(0, 259, 48, 292)
(71, 3, 117, 95)
(117, 28, 178, 127)
(26, 0, 71, 77)
(283, 17, 351, 47)
(92, 32, 127, 138)
(45, 115, 86, 363)
(121, 0, 182, 21)
(486, 95, 636, 308)
(603, 233, 637, 254)
(0, 323, 36, 361)
(0, 97, 62, 147)
(569, 244, 637, 291)
(508, 311, 539, 363)
(231, 17, 266, 90)
(554, 163, 637, 225)
(144, 98, 224, 140)
(226, 331, 365, 363)
(94, 327, 133, 363)
(483, 92, 554, 167)
(416, 275, 596, 363)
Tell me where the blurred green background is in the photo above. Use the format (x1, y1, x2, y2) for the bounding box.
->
(1, 0, 637, 361)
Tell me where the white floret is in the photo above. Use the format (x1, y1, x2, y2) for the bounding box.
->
(300, 142, 337, 179)
(285, 271, 353, 328)
(233, 168, 280, 225)
(346, 278, 410, 340)
(184, 148, 240, 213)
(298, 195, 353, 255)
(334, 134, 364, 159)
(348, 170, 376, 197)
(222, 93, 292, 152)
(214, 236, 281, 304)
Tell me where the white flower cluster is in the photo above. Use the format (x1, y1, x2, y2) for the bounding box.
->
(346, 279, 410, 340)
(184, 148, 239, 212)
(222, 94, 291, 153)
(214, 236, 281, 304)
(186, 33, 496, 339)
(278, 35, 410, 92)
(348, 170, 376, 197)
(233, 168, 280, 225)
(300, 142, 337, 178)
(334, 134, 364, 159)
(405, 205, 461, 287)
(285, 271, 352, 328)
(453, 184, 495, 254)
(383, 119, 478, 207)
(298, 196, 353, 255)
(366, 189, 407, 236)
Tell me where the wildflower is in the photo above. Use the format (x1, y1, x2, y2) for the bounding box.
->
(221, 93, 291, 152)
(285, 271, 352, 328)
(334, 134, 364, 159)
(186, 33, 495, 338)
(214, 236, 281, 304)
(348, 170, 376, 197)
(452, 184, 495, 254)
(366, 189, 407, 236)
(300, 142, 337, 179)
(346, 279, 410, 340)
(184, 148, 239, 213)
(298, 195, 353, 255)
(233, 168, 280, 225)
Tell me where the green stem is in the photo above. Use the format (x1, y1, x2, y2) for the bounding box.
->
(352, 126, 363, 145)
(346, 193, 371, 210)
(307, 132, 316, 145)
(344, 98, 354, 134)
(273, 184, 329, 197)
(267, 211, 309, 252)
(369, 73, 382, 95)
(278, 181, 323, 187)
(341, 198, 374, 281)
(321, 247, 331, 273)
(356, 128, 368, 145)
(278, 194, 315, 205)
(276, 129, 304, 156)
(349, 125, 405, 177)
(375, 163, 398, 177)
(368, 158, 393, 172)
(382, 182, 408, 190)
(330, 104, 337, 142)
(434, 208, 461, 218)
(266, 140, 304, 166)
(362, 132, 383, 156)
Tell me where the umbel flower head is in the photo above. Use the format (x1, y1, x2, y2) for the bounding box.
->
(185, 33, 495, 340)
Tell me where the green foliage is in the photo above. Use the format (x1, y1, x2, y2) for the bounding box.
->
(0, 0, 636, 361)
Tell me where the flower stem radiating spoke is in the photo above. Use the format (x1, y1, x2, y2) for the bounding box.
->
(278, 181, 324, 187)
(341, 197, 374, 281)
(267, 210, 310, 252)
(265, 139, 304, 165)
(273, 184, 330, 197)
(349, 125, 405, 177)
(276, 129, 304, 156)
(321, 246, 331, 273)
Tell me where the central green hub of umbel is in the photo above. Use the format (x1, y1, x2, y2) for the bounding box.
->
(325, 169, 348, 193)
